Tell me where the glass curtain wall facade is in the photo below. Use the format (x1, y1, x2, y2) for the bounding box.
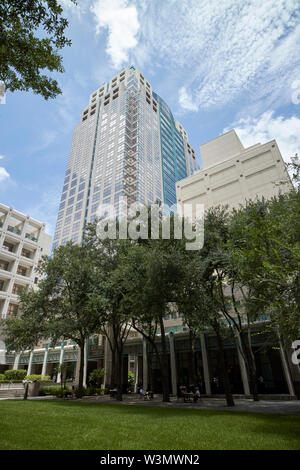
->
(53, 66, 199, 249)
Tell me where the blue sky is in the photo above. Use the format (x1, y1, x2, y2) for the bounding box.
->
(1, 0, 300, 236)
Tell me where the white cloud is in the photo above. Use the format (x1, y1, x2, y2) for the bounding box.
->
(132, 0, 300, 111)
(91, 0, 140, 68)
(178, 87, 198, 112)
(0, 154, 10, 183)
(0, 167, 10, 183)
(227, 111, 300, 162)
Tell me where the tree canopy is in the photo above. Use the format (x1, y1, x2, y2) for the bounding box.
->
(0, 0, 76, 99)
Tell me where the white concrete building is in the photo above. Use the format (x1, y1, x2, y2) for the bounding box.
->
(176, 130, 292, 215)
(0, 203, 52, 319)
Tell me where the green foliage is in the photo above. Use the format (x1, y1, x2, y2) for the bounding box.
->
(4, 369, 27, 381)
(128, 371, 135, 385)
(39, 385, 71, 396)
(0, 0, 77, 99)
(0, 374, 5, 381)
(25, 374, 51, 382)
(88, 368, 104, 387)
(2, 242, 107, 391)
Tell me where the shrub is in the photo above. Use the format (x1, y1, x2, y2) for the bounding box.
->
(52, 388, 71, 398)
(0, 374, 5, 381)
(74, 387, 88, 398)
(128, 371, 135, 385)
(39, 385, 71, 396)
(88, 368, 104, 387)
(25, 374, 51, 382)
(85, 386, 96, 396)
(95, 387, 108, 395)
(4, 369, 27, 381)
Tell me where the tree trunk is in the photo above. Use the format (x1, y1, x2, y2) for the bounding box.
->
(23, 382, 29, 400)
(214, 327, 235, 407)
(239, 328, 259, 401)
(189, 330, 197, 386)
(246, 328, 259, 401)
(159, 316, 170, 402)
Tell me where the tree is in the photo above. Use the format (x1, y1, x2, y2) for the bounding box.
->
(2, 242, 107, 392)
(0, 0, 76, 99)
(120, 213, 188, 402)
(84, 222, 133, 401)
(229, 192, 300, 347)
(177, 234, 236, 407)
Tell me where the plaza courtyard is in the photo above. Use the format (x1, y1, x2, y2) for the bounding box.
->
(0, 399, 299, 450)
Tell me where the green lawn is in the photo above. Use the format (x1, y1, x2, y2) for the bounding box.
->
(0, 400, 299, 450)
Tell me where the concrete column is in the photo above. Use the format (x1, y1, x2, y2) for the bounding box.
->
(103, 337, 112, 388)
(74, 346, 80, 387)
(279, 341, 295, 397)
(236, 333, 250, 396)
(200, 333, 211, 395)
(134, 356, 139, 393)
(142, 337, 148, 391)
(27, 350, 34, 376)
(41, 346, 49, 376)
(169, 332, 177, 396)
(83, 340, 88, 387)
(13, 352, 20, 369)
(56, 343, 65, 384)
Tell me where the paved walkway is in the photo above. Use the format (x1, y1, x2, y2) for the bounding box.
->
(1, 395, 300, 415)
(76, 396, 300, 415)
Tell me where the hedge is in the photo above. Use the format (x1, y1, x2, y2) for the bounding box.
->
(4, 369, 27, 381)
(25, 375, 51, 382)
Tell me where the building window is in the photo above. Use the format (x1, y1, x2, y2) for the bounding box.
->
(17, 266, 27, 276)
(0, 260, 9, 271)
(12, 284, 23, 295)
(7, 303, 19, 316)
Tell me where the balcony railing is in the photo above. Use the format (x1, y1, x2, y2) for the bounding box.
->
(7, 225, 21, 236)
(25, 233, 38, 242)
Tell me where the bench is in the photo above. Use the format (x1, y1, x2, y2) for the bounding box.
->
(183, 392, 194, 403)
(143, 391, 153, 400)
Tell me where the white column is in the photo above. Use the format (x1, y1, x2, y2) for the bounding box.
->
(200, 333, 211, 395)
(169, 332, 177, 396)
(13, 352, 20, 369)
(134, 356, 139, 393)
(27, 350, 34, 376)
(41, 346, 49, 376)
(143, 337, 148, 391)
(83, 340, 88, 387)
(279, 341, 295, 397)
(236, 333, 250, 396)
(56, 343, 65, 384)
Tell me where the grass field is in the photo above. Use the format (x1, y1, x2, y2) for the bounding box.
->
(0, 400, 299, 450)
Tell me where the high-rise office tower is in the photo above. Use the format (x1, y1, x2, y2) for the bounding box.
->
(53, 66, 199, 249)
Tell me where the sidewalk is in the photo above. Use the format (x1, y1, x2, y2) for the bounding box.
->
(77, 395, 300, 415)
(2, 394, 300, 415)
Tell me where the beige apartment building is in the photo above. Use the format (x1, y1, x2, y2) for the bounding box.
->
(176, 130, 292, 215)
(0, 204, 52, 371)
